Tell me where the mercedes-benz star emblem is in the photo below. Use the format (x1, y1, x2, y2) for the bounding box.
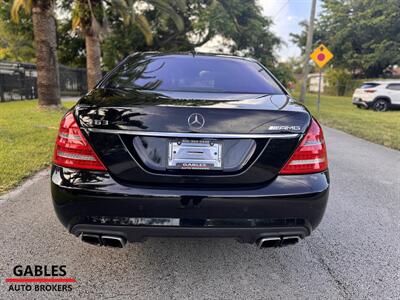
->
(188, 113, 205, 129)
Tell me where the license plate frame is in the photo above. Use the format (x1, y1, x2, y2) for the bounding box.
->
(167, 139, 223, 170)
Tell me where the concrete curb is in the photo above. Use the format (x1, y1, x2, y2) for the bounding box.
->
(0, 168, 50, 204)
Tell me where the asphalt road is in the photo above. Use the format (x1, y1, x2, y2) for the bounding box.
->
(0, 127, 399, 300)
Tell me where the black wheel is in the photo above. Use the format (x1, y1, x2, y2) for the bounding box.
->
(373, 99, 389, 112)
(356, 104, 362, 109)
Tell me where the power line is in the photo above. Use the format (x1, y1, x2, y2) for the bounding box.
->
(273, 0, 290, 21)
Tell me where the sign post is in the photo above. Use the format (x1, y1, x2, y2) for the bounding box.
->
(310, 44, 333, 116)
(317, 68, 322, 115)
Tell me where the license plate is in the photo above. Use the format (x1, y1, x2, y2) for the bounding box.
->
(167, 140, 222, 170)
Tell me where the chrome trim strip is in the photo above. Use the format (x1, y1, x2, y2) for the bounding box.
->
(289, 158, 325, 165)
(56, 150, 96, 161)
(86, 128, 300, 139)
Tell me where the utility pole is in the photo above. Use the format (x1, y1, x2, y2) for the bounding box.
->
(299, 0, 317, 103)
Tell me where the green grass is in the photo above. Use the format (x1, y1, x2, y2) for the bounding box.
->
(0, 100, 73, 194)
(301, 93, 400, 150)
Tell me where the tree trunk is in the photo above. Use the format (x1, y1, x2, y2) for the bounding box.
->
(85, 34, 102, 90)
(31, 4, 61, 107)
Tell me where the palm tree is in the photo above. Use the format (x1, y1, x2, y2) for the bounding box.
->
(72, 0, 186, 90)
(72, 0, 106, 90)
(9, 0, 61, 107)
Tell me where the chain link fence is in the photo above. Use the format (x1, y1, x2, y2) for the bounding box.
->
(0, 61, 87, 102)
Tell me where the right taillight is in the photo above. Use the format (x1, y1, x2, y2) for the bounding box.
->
(53, 111, 106, 171)
(279, 119, 328, 175)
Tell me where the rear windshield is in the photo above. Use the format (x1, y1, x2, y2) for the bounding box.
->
(360, 83, 380, 89)
(102, 55, 284, 94)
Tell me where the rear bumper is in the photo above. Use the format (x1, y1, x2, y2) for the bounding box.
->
(51, 166, 329, 244)
(352, 97, 370, 107)
(73, 224, 309, 244)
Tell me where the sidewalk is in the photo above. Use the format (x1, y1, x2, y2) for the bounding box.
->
(62, 96, 80, 102)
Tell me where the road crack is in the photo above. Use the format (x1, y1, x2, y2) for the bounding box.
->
(305, 232, 352, 299)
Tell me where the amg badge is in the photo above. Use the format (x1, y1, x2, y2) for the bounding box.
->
(268, 125, 301, 131)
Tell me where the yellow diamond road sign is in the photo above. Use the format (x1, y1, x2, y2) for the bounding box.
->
(310, 44, 333, 68)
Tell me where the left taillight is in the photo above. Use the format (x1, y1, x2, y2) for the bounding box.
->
(279, 118, 328, 175)
(53, 111, 106, 171)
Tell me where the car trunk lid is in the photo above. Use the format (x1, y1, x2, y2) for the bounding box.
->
(76, 89, 310, 134)
(75, 89, 311, 186)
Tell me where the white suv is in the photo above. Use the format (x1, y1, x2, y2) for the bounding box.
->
(352, 81, 400, 111)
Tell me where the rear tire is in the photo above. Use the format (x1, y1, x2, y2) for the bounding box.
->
(373, 99, 389, 112)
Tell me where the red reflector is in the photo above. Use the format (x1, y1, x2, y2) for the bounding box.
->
(364, 89, 376, 93)
(53, 112, 106, 171)
(279, 119, 328, 175)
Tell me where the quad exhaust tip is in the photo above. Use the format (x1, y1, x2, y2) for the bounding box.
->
(257, 236, 301, 248)
(282, 236, 301, 246)
(81, 233, 126, 248)
(257, 237, 281, 248)
(81, 233, 101, 246)
(101, 235, 126, 248)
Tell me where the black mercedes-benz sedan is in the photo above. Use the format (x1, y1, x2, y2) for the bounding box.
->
(51, 52, 329, 249)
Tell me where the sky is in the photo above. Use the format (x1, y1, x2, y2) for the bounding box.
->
(259, 0, 321, 61)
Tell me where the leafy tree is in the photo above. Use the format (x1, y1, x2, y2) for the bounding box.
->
(325, 67, 352, 96)
(57, 19, 86, 68)
(215, 0, 280, 68)
(271, 62, 296, 88)
(291, 0, 400, 78)
(321, 0, 400, 77)
(101, 10, 148, 70)
(59, 0, 280, 74)
(290, 20, 325, 57)
(101, 0, 281, 70)
(0, 2, 35, 62)
(58, 0, 284, 82)
(289, 20, 324, 75)
(4, 0, 61, 106)
(68, 0, 185, 89)
(158, 0, 280, 66)
(285, 56, 304, 74)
